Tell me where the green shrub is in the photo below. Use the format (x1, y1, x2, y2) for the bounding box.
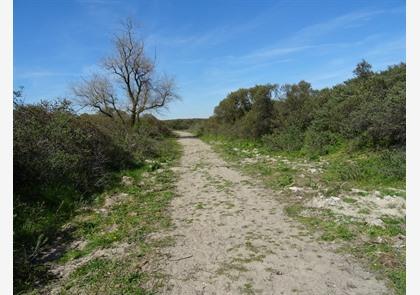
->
(14, 100, 133, 202)
(164, 118, 207, 130)
(209, 84, 277, 139)
(310, 63, 405, 150)
(14, 99, 174, 292)
(137, 114, 172, 139)
(303, 129, 341, 156)
(81, 113, 172, 161)
(324, 149, 405, 187)
(202, 62, 405, 156)
(241, 85, 275, 138)
(262, 127, 304, 152)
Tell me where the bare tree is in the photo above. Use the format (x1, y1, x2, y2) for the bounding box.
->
(72, 74, 126, 125)
(73, 19, 178, 127)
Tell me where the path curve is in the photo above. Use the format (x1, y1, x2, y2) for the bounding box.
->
(158, 131, 390, 295)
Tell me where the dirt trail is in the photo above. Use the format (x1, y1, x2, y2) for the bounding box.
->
(157, 131, 391, 295)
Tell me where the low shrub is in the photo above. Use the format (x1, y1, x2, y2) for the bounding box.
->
(323, 149, 405, 188)
(137, 114, 172, 139)
(262, 127, 304, 152)
(303, 129, 342, 156)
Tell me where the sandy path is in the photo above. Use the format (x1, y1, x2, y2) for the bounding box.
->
(158, 131, 391, 295)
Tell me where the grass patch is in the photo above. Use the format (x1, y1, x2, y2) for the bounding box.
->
(216, 262, 248, 276)
(63, 257, 157, 294)
(285, 205, 354, 241)
(358, 208, 371, 215)
(343, 197, 357, 204)
(322, 149, 405, 190)
(240, 282, 255, 295)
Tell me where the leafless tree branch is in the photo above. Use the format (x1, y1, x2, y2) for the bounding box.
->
(72, 74, 126, 125)
(73, 18, 178, 128)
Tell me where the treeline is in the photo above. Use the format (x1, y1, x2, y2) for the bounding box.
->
(198, 61, 405, 156)
(164, 118, 207, 130)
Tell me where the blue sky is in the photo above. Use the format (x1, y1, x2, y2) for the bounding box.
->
(14, 0, 406, 119)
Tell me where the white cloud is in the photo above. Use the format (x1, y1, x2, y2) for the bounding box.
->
(15, 70, 78, 79)
(290, 9, 387, 43)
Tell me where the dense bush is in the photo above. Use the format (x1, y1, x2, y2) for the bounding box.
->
(262, 127, 304, 152)
(201, 62, 405, 156)
(14, 99, 174, 291)
(239, 85, 275, 138)
(13, 100, 127, 289)
(14, 100, 134, 202)
(272, 81, 316, 133)
(137, 114, 172, 138)
(209, 84, 277, 139)
(80, 113, 173, 160)
(303, 129, 342, 156)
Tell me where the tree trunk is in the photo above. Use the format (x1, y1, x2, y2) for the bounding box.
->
(130, 109, 136, 127)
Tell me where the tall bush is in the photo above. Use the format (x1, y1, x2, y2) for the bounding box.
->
(14, 100, 133, 202)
